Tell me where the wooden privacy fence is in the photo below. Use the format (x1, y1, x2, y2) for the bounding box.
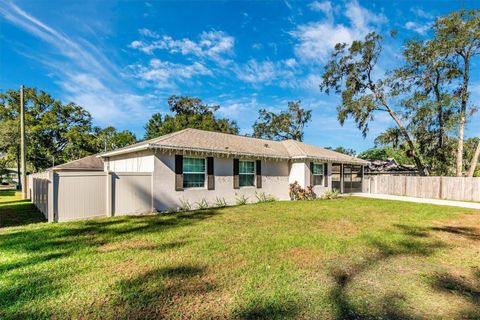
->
(363, 175, 480, 202)
(27, 171, 153, 222)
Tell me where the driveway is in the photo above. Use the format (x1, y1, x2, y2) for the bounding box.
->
(351, 193, 480, 210)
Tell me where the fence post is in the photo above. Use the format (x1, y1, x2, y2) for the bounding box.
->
(47, 170, 55, 222)
(439, 176, 443, 199)
(106, 171, 113, 217)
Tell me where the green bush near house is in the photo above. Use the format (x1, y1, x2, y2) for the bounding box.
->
(1, 190, 479, 319)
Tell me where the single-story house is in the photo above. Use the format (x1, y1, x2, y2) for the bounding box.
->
(98, 128, 369, 211)
(1, 168, 19, 184)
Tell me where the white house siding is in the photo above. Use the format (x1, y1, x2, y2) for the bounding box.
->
(289, 161, 308, 187)
(309, 162, 332, 195)
(152, 153, 290, 211)
(289, 160, 332, 195)
(105, 150, 155, 172)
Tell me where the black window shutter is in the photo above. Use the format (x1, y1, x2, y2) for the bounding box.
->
(175, 155, 183, 191)
(207, 157, 214, 190)
(256, 160, 262, 188)
(324, 163, 328, 187)
(309, 162, 314, 186)
(233, 159, 239, 189)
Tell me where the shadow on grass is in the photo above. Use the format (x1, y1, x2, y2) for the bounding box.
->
(0, 265, 64, 319)
(0, 208, 222, 261)
(328, 224, 448, 320)
(234, 300, 299, 320)
(0, 208, 224, 318)
(0, 199, 30, 205)
(395, 224, 480, 241)
(110, 265, 215, 319)
(0, 201, 46, 228)
(429, 270, 480, 319)
(0, 190, 17, 197)
(431, 271, 480, 302)
(430, 226, 480, 241)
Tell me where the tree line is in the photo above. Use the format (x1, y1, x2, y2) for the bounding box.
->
(1, 9, 479, 178)
(320, 9, 480, 176)
(0, 89, 308, 176)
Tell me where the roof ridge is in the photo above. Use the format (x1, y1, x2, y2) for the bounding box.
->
(282, 139, 307, 156)
(150, 128, 191, 144)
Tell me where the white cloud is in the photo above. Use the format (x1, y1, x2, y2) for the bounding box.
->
(309, 1, 333, 20)
(129, 30, 235, 64)
(0, 1, 153, 130)
(291, 0, 387, 64)
(130, 59, 212, 89)
(235, 60, 277, 83)
(279, 73, 323, 91)
(410, 7, 433, 20)
(405, 21, 431, 35)
(344, 0, 386, 31)
(0, 1, 118, 82)
(138, 27, 159, 38)
(59, 73, 153, 126)
(284, 58, 297, 67)
(252, 43, 262, 50)
(214, 96, 259, 118)
(234, 59, 297, 84)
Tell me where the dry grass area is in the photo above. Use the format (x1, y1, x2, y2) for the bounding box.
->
(0, 190, 479, 319)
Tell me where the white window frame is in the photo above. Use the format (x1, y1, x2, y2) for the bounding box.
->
(182, 157, 206, 189)
(239, 160, 256, 188)
(312, 163, 324, 186)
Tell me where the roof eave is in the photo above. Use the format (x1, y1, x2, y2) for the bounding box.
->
(150, 144, 291, 160)
(97, 144, 151, 158)
(96, 142, 368, 164)
(292, 155, 369, 165)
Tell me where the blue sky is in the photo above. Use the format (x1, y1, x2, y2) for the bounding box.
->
(1, 0, 479, 153)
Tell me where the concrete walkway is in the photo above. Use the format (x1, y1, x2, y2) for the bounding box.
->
(350, 193, 480, 210)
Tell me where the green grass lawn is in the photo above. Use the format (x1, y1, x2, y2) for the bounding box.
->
(1, 191, 479, 319)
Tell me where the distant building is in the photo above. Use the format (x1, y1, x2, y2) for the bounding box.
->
(364, 158, 418, 176)
(1, 168, 19, 184)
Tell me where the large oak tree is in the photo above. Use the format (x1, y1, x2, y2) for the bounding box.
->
(144, 95, 239, 140)
(320, 32, 428, 175)
(252, 100, 312, 141)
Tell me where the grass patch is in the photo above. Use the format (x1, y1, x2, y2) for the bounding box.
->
(0, 190, 46, 228)
(0, 193, 479, 319)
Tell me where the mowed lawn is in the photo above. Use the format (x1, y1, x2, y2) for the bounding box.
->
(1, 191, 479, 319)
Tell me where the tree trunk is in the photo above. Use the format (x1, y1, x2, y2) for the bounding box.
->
(467, 140, 480, 177)
(381, 99, 428, 176)
(456, 114, 466, 176)
(456, 57, 470, 176)
(434, 71, 444, 150)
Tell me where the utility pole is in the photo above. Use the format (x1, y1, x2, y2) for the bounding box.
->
(20, 85, 27, 199)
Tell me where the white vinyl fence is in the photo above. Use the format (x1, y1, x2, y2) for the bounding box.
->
(27, 171, 153, 222)
(28, 171, 52, 220)
(364, 175, 480, 202)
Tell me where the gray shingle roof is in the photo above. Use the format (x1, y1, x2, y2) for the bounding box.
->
(99, 128, 368, 164)
(53, 154, 104, 171)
